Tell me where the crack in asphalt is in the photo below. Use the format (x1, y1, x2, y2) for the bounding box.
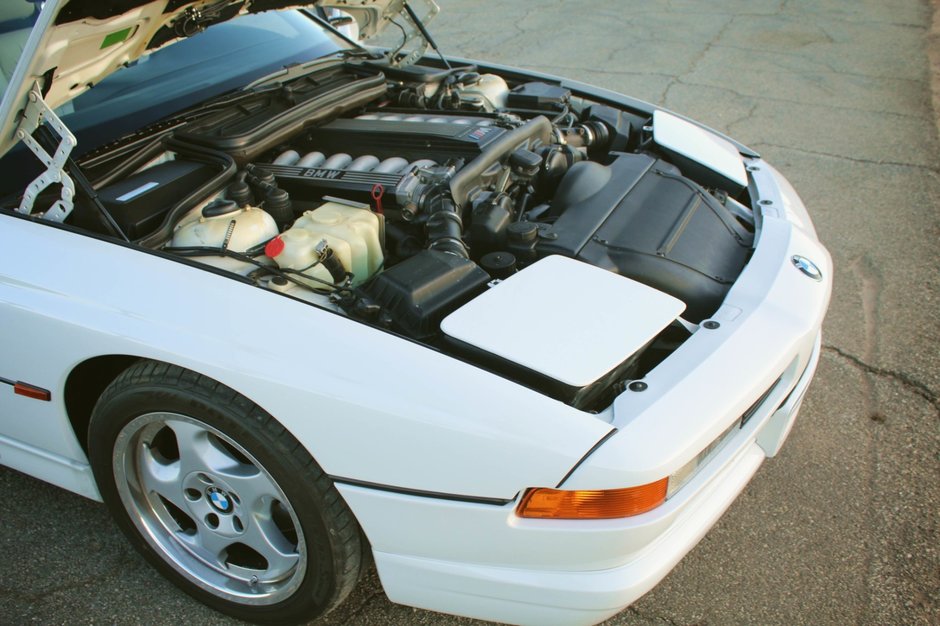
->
(533, 64, 676, 80)
(0, 564, 126, 605)
(660, 15, 738, 106)
(844, 253, 883, 623)
(708, 41, 930, 83)
(822, 345, 940, 413)
(750, 142, 940, 175)
(337, 589, 384, 625)
(626, 605, 683, 625)
(670, 78, 932, 123)
(725, 100, 760, 136)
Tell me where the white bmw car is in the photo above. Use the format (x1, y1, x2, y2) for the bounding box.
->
(0, 1, 831, 625)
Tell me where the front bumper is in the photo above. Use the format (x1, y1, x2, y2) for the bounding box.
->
(337, 160, 831, 625)
(338, 335, 819, 626)
(365, 447, 762, 626)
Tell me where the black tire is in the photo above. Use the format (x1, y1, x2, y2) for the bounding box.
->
(87, 360, 362, 624)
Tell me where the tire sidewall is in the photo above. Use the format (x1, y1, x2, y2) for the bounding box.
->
(88, 372, 348, 624)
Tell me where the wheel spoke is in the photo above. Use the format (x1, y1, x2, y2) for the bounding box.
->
(225, 469, 281, 510)
(167, 419, 241, 477)
(241, 511, 300, 581)
(180, 524, 234, 569)
(137, 443, 188, 512)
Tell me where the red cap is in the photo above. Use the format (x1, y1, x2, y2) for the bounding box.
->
(265, 236, 285, 258)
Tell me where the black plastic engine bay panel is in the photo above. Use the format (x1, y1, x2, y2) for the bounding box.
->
(175, 65, 387, 163)
(536, 153, 753, 322)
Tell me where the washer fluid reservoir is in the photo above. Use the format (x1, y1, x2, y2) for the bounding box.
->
(171, 200, 278, 275)
(267, 201, 383, 289)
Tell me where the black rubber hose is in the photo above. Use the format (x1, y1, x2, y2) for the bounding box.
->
(426, 199, 469, 258)
(320, 247, 347, 283)
(137, 139, 237, 248)
(448, 115, 552, 210)
(90, 136, 169, 188)
(422, 117, 553, 258)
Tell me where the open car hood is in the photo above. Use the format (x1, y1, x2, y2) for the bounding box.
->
(0, 0, 406, 156)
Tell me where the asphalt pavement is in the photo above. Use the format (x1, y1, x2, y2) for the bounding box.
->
(1, 1, 938, 625)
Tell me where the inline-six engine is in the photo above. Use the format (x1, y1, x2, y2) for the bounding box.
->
(71, 64, 756, 408)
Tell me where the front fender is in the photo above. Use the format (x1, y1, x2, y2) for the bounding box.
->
(0, 213, 611, 500)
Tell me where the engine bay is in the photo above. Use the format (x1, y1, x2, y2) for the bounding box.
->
(47, 60, 758, 410)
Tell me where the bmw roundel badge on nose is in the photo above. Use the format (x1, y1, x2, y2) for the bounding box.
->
(791, 255, 823, 281)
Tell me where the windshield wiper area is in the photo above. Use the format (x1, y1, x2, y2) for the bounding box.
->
(152, 56, 342, 128)
(243, 48, 381, 91)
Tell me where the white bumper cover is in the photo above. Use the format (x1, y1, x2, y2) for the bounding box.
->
(338, 159, 831, 625)
(339, 335, 819, 625)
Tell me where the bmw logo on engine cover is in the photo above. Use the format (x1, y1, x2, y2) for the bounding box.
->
(791, 255, 823, 281)
(207, 487, 233, 513)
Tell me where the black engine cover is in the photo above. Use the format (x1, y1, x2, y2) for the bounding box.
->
(537, 153, 753, 321)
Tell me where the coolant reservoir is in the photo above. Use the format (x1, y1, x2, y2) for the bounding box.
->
(171, 200, 278, 275)
(267, 201, 383, 288)
(458, 74, 509, 111)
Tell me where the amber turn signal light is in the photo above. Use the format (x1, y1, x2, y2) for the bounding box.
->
(516, 479, 669, 519)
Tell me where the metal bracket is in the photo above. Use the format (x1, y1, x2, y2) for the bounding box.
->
(15, 83, 77, 222)
(386, 0, 440, 68)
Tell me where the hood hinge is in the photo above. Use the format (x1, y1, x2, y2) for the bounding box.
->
(14, 83, 77, 223)
(385, 0, 440, 67)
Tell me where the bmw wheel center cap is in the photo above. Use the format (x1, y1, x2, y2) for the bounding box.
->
(791, 255, 823, 281)
(207, 486, 233, 513)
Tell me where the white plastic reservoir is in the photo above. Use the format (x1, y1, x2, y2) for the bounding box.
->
(458, 73, 509, 111)
(171, 203, 278, 275)
(267, 201, 383, 288)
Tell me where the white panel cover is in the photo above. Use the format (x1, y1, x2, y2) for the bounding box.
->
(441, 256, 686, 387)
(652, 110, 748, 187)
